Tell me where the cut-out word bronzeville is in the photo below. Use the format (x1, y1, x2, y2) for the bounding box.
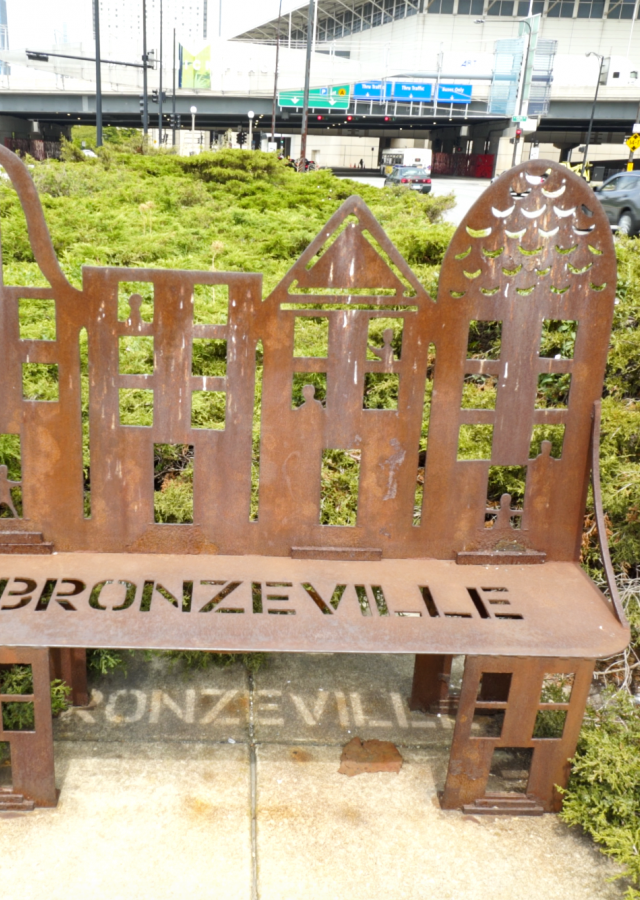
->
(0, 578, 520, 619)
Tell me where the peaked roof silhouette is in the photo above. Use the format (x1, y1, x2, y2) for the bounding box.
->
(266, 195, 431, 304)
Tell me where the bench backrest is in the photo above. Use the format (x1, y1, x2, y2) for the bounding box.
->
(0, 152, 615, 562)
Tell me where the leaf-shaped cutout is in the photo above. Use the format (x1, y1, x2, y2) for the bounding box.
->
(482, 247, 504, 258)
(554, 206, 576, 218)
(466, 226, 492, 238)
(492, 205, 515, 218)
(509, 188, 531, 199)
(480, 287, 500, 295)
(517, 245, 542, 256)
(550, 285, 570, 294)
(556, 244, 577, 255)
(455, 247, 472, 259)
(539, 227, 559, 238)
(567, 262, 593, 274)
(573, 225, 595, 234)
(506, 229, 526, 239)
(542, 185, 566, 199)
(516, 287, 535, 295)
(502, 265, 522, 276)
(590, 282, 607, 291)
(450, 290, 466, 298)
(588, 245, 603, 255)
(536, 266, 552, 276)
(463, 269, 482, 280)
(521, 207, 546, 219)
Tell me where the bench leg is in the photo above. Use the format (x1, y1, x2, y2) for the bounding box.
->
(409, 654, 454, 713)
(0, 647, 57, 807)
(441, 655, 594, 814)
(50, 648, 89, 707)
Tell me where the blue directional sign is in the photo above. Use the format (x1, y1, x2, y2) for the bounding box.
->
(353, 81, 383, 100)
(385, 81, 433, 101)
(437, 84, 473, 104)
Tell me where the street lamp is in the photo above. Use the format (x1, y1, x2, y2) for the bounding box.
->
(247, 110, 254, 150)
(190, 105, 197, 132)
(475, 18, 533, 166)
(581, 53, 605, 179)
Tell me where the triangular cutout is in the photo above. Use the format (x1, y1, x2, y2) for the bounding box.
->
(266, 195, 431, 306)
(299, 222, 405, 292)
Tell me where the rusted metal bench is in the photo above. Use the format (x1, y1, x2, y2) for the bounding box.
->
(0, 148, 629, 813)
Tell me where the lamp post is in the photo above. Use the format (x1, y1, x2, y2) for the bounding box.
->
(248, 110, 254, 150)
(300, 0, 316, 170)
(158, 0, 163, 146)
(190, 105, 197, 153)
(172, 28, 176, 146)
(271, 0, 283, 145)
(581, 53, 605, 180)
(93, 0, 102, 147)
(142, 0, 149, 138)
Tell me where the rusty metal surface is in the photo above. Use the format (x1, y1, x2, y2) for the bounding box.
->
(591, 400, 626, 624)
(0, 646, 57, 806)
(50, 648, 88, 707)
(0, 555, 628, 657)
(441, 655, 594, 813)
(0, 148, 628, 658)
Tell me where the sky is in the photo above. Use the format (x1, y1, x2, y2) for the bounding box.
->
(5, 0, 307, 51)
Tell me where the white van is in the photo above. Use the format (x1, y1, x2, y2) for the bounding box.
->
(380, 148, 432, 176)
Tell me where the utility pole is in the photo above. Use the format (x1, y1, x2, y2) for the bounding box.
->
(581, 53, 605, 179)
(271, 0, 283, 146)
(142, 0, 149, 139)
(158, 0, 163, 145)
(93, 0, 103, 147)
(299, 0, 316, 169)
(172, 28, 177, 146)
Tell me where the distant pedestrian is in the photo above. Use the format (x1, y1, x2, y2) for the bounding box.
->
(359, 158, 364, 169)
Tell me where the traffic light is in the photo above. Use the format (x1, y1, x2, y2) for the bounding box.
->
(509, 128, 523, 145)
(151, 89, 159, 104)
(317, 115, 323, 121)
(237, 129, 247, 147)
(176, 114, 181, 128)
(346, 115, 353, 122)
(139, 95, 145, 115)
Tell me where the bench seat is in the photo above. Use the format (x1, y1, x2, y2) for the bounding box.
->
(0, 553, 627, 658)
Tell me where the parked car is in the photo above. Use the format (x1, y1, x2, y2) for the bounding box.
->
(384, 166, 432, 194)
(593, 171, 640, 235)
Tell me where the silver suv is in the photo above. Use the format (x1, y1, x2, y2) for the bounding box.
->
(594, 172, 640, 235)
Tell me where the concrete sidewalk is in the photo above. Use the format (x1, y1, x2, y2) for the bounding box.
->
(0, 653, 625, 900)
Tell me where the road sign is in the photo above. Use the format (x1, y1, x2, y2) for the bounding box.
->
(512, 115, 528, 123)
(353, 81, 383, 100)
(385, 81, 432, 101)
(278, 91, 305, 108)
(438, 84, 472, 104)
(278, 84, 350, 109)
(625, 133, 640, 152)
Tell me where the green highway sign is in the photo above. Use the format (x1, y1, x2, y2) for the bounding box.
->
(278, 84, 351, 109)
(512, 115, 528, 123)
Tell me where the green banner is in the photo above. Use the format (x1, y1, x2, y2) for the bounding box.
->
(179, 45, 211, 90)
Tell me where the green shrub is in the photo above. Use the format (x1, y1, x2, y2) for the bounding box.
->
(0, 665, 70, 729)
(560, 688, 640, 898)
